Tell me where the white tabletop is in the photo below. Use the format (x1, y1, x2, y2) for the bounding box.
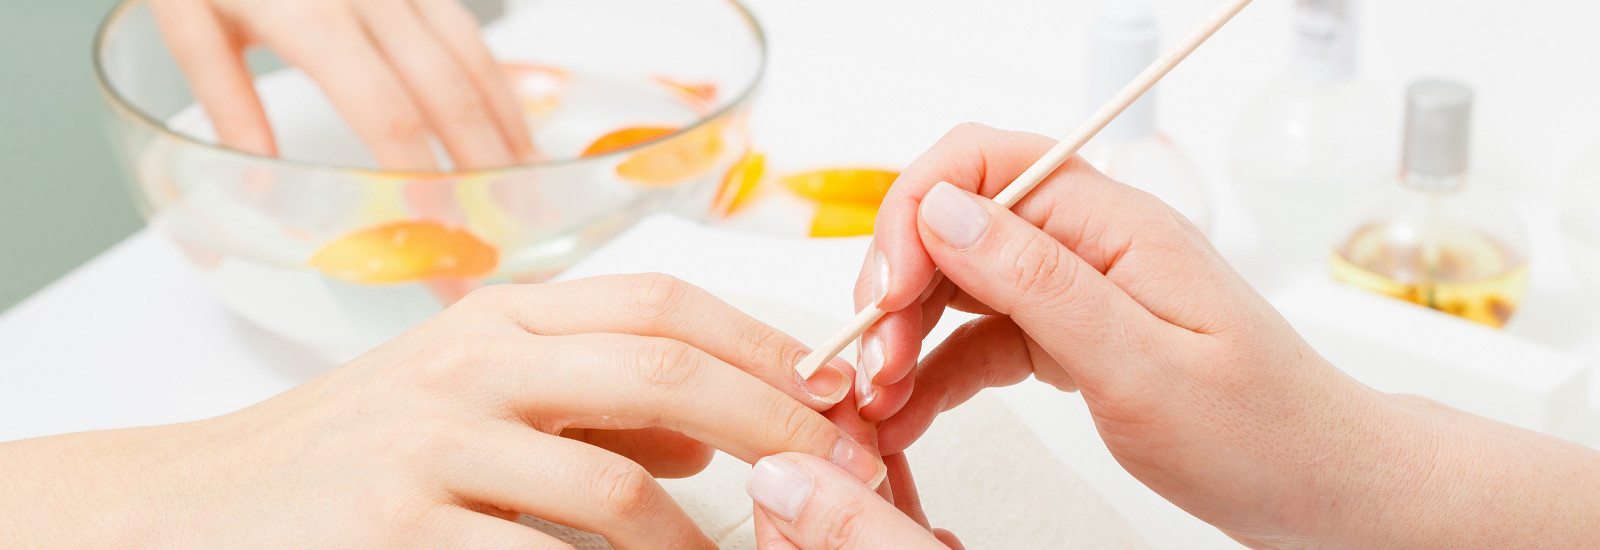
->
(6, 0, 1600, 547)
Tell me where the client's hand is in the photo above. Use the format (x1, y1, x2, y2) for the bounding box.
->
(850, 124, 1440, 547)
(148, 0, 535, 169)
(0, 274, 877, 549)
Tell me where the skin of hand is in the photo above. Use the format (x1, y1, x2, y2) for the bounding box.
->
(850, 123, 1600, 548)
(148, 0, 537, 170)
(0, 274, 881, 549)
(747, 452, 963, 550)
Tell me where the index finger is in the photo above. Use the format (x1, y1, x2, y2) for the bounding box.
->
(461, 274, 855, 409)
(859, 123, 1063, 314)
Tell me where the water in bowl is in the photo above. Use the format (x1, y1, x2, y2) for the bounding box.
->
(142, 64, 749, 357)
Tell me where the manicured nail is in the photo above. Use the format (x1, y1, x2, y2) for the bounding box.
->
(856, 333, 884, 409)
(831, 437, 888, 488)
(920, 182, 989, 249)
(747, 457, 813, 522)
(800, 357, 851, 405)
(871, 251, 891, 305)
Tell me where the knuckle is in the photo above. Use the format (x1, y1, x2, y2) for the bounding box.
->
(628, 338, 699, 396)
(764, 401, 830, 452)
(594, 460, 661, 521)
(381, 108, 430, 144)
(624, 273, 692, 327)
(947, 121, 994, 140)
(744, 323, 806, 375)
(820, 498, 873, 549)
(411, 334, 498, 394)
(1006, 229, 1078, 304)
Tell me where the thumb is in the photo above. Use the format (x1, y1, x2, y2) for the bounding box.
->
(747, 454, 947, 550)
(914, 181, 1170, 391)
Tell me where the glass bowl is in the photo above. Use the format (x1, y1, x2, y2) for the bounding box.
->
(94, 0, 766, 358)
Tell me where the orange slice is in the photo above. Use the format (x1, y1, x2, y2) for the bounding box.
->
(712, 151, 766, 217)
(582, 127, 677, 158)
(810, 202, 878, 238)
(654, 77, 718, 110)
(782, 168, 899, 206)
(309, 221, 498, 284)
(614, 123, 726, 187)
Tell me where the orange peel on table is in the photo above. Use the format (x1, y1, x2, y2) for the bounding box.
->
(584, 123, 727, 187)
(712, 151, 766, 217)
(782, 168, 900, 206)
(810, 202, 879, 238)
(309, 221, 498, 284)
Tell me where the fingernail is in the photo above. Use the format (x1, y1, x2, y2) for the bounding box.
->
(800, 357, 851, 405)
(856, 333, 884, 408)
(831, 438, 887, 488)
(920, 181, 989, 249)
(871, 251, 891, 305)
(747, 457, 813, 522)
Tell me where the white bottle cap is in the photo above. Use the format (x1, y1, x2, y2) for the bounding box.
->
(1292, 0, 1357, 80)
(1089, 0, 1159, 140)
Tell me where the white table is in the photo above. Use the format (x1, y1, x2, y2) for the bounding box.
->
(6, 0, 1600, 547)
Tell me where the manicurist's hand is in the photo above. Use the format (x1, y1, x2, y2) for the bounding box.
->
(0, 274, 880, 549)
(148, 0, 535, 169)
(851, 124, 1600, 548)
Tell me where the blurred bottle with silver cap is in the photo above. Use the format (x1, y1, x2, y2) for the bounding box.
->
(1231, 0, 1389, 268)
(1331, 79, 1529, 328)
(1080, 0, 1213, 235)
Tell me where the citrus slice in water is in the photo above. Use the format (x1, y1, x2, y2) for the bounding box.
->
(810, 202, 878, 238)
(585, 124, 727, 187)
(582, 127, 677, 157)
(309, 221, 498, 284)
(782, 168, 899, 206)
(713, 151, 766, 217)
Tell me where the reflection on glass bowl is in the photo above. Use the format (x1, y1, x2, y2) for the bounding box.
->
(94, 0, 766, 358)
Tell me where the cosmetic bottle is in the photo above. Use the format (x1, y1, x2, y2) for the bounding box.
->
(1231, 0, 1388, 260)
(1331, 80, 1528, 328)
(1081, 0, 1213, 235)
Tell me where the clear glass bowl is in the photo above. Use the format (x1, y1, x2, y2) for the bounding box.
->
(94, 0, 766, 358)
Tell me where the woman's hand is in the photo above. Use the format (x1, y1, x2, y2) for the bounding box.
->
(0, 274, 879, 549)
(850, 123, 1600, 548)
(747, 453, 963, 550)
(148, 0, 535, 170)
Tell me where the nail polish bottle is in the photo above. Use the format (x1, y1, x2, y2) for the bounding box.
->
(1561, 142, 1600, 298)
(1080, 0, 1214, 235)
(1331, 80, 1529, 328)
(1230, 0, 1389, 262)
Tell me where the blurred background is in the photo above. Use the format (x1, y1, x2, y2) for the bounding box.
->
(0, 0, 139, 311)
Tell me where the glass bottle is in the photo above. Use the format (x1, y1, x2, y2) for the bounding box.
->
(1081, 0, 1213, 235)
(1231, 0, 1388, 262)
(1331, 80, 1529, 329)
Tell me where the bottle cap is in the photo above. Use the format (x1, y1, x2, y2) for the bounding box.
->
(1090, 0, 1159, 140)
(1292, 0, 1356, 80)
(1402, 79, 1473, 184)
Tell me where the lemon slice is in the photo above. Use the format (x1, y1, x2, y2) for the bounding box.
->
(713, 151, 766, 217)
(782, 168, 899, 206)
(810, 202, 878, 238)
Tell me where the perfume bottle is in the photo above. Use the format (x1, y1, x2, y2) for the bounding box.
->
(1231, 0, 1388, 261)
(1080, 0, 1213, 235)
(1331, 80, 1529, 328)
(1560, 142, 1600, 298)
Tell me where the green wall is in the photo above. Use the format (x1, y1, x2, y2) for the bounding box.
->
(0, 0, 143, 311)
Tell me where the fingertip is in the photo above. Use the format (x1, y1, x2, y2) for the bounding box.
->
(933, 528, 965, 549)
(858, 374, 912, 422)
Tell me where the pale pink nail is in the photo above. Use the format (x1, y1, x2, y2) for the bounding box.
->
(857, 333, 884, 408)
(920, 182, 990, 249)
(871, 251, 891, 305)
(747, 457, 813, 522)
